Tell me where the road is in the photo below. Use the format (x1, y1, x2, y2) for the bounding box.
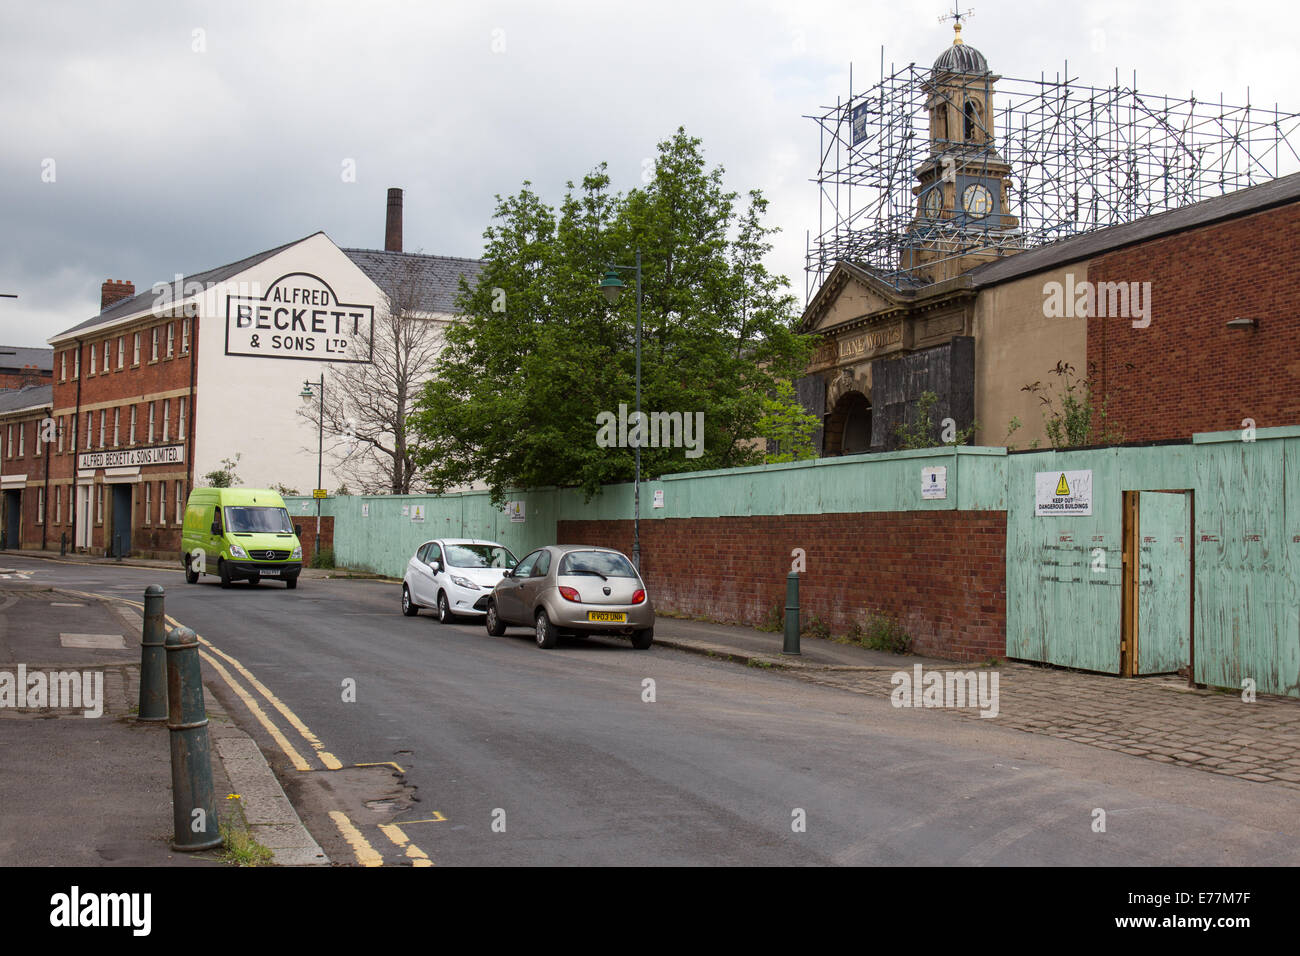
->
(8, 553, 1300, 866)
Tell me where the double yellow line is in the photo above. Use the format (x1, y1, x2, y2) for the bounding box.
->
(84, 588, 434, 867)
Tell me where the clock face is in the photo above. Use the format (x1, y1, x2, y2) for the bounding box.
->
(962, 183, 993, 218)
(924, 187, 943, 219)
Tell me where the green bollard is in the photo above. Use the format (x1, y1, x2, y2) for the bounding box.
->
(166, 625, 222, 851)
(783, 570, 801, 655)
(137, 585, 167, 721)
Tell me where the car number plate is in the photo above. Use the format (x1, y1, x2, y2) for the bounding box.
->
(260, 569, 281, 576)
(587, 611, 626, 623)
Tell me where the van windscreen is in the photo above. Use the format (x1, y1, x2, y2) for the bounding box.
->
(224, 506, 294, 534)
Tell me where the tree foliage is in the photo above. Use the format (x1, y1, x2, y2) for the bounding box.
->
(1019, 361, 1123, 449)
(409, 128, 815, 501)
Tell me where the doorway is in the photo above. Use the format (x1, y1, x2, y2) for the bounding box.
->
(1121, 490, 1193, 676)
(111, 485, 132, 557)
(1, 490, 20, 549)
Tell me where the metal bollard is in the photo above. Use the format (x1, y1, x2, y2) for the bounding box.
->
(783, 570, 801, 655)
(166, 625, 221, 851)
(137, 585, 167, 721)
(60, 532, 67, 557)
(115, 534, 122, 561)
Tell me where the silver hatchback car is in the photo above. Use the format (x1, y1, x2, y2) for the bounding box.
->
(484, 545, 655, 649)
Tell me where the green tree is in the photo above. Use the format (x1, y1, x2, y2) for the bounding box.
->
(409, 129, 814, 501)
(1020, 361, 1123, 449)
(892, 391, 977, 450)
(758, 380, 821, 463)
(203, 454, 242, 488)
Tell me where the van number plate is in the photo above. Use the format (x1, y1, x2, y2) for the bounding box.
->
(260, 569, 281, 576)
(587, 611, 626, 623)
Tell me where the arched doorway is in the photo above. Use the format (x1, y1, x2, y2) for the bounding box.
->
(824, 390, 872, 456)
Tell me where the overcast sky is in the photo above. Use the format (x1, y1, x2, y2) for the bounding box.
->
(2, 0, 1295, 348)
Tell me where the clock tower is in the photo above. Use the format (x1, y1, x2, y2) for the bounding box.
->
(902, 17, 1021, 282)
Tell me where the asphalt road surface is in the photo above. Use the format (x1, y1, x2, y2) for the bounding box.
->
(10, 554, 1300, 866)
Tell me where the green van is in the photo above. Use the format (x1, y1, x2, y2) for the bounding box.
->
(182, 488, 303, 589)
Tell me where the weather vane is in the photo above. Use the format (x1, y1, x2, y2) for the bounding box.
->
(938, 3, 974, 27)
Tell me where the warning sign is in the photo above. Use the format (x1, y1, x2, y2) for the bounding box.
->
(1035, 470, 1093, 516)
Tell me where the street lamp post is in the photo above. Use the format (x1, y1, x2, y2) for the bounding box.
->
(598, 250, 642, 570)
(299, 377, 324, 538)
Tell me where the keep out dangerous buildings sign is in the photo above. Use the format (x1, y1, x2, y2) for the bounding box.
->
(1035, 469, 1093, 516)
(226, 272, 374, 363)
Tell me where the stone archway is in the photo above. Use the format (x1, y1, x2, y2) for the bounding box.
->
(824, 389, 872, 456)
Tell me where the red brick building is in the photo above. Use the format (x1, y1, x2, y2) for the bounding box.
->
(0, 345, 52, 390)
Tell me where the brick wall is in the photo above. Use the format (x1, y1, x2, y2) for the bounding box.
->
(295, 515, 334, 567)
(558, 511, 1007, 662)
(1088, 201, 1300, 442)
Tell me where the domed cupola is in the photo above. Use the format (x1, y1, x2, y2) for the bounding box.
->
(932, 21, 989, 75)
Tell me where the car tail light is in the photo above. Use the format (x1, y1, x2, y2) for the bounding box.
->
(632, 589, 646, 604)
(558, 586, 581, 602)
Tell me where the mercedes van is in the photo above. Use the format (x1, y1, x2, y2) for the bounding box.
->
(181, 488, 303, 589)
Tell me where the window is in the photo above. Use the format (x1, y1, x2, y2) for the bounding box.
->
(175, 481, 184, 523)
(129, 406, 136, 445)
(144, 483, 151, 525)
(148, 403, 155, 443)
(60, 352, 66, 381)
(57, 417, 64, 453)
(17, 422, 24, 458)
(98, 409, 106, 448)
(113, 408, 120, 446)
(89, 345, 96, 375)
(55, 487, 61, 524)
(151, 327, 159, 361)
(74, 349, 80, 379)
(181, 318, 190, 354)
(117, 337, 125, 369)
(5, 424, 11, 457)
(166, 324, 175, 357)
(178, 397, 186, 440)
(162, 399, 170, 442)
(37, 487, 44, 524)
(70, 416, 76, 453)
(159, 482, 166, 525)
(85, 412, 92, 449)
(96, 484, 103, 524)
(103, 340, 110, 370)
(133, 332, 141, 365)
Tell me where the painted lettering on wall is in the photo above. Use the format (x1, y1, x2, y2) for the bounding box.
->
(225, 272, 375, 363)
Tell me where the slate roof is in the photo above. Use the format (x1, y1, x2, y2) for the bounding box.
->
(0, 346, 54, 372)
(0, 384, 52, 413)
(341, 248, 485, 314)
(969, 169, 1300, 288)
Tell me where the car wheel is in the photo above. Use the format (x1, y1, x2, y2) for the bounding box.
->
(485, 602, 506, 636)
(535, 609, 559, 649)
(219, 559, 232, 589)
(248, 574, 261, 586)
(184, 558, 199, 585)
(285, 576, 299, 590)
(631, 628, 654, 650)
(402, 584, 419, 616)
(437, 591, 455, 624)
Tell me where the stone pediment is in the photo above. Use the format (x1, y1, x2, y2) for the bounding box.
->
(800, 262, 908, 334)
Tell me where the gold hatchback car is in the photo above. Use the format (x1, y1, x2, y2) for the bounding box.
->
(484, 545, 655, 649)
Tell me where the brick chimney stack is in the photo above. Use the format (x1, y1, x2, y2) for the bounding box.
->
(101, 279, 135, 311)
(385, 187, 403, 252)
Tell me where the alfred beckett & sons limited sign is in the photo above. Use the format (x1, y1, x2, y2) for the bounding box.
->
(225, 272, 374, 363)
(78, 443, 186, 470)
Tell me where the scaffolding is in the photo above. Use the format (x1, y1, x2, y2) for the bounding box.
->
(806, 54, 1300, 300)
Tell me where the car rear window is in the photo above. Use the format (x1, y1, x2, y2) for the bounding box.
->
(559, 551, 637, 578)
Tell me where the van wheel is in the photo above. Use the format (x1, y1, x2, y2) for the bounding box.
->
(219, 560, 232, 589)
(184, 557, 199, 585)
(285, 576, 299, 590)
(402, 584, 419, 616)
(247, 575, 260, 586)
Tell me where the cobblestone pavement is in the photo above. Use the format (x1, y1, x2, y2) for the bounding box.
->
(787, 661, 1300, 790)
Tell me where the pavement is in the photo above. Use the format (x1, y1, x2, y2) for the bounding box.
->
(0, 577, 327, 866)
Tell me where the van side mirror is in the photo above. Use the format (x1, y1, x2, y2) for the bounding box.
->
(210, 520, 221, 535)
(294, 524, 302, 536)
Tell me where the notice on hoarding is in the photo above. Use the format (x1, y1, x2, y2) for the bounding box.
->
(411, 504, 425, 523)
(1035, 470, 1093, 516)
(505, 501, 525, 523)
(653, 489, 664, 508)
(77, 443, 184, 470)
(225, 272, 374, 363)
(921, 465, 947, 500)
